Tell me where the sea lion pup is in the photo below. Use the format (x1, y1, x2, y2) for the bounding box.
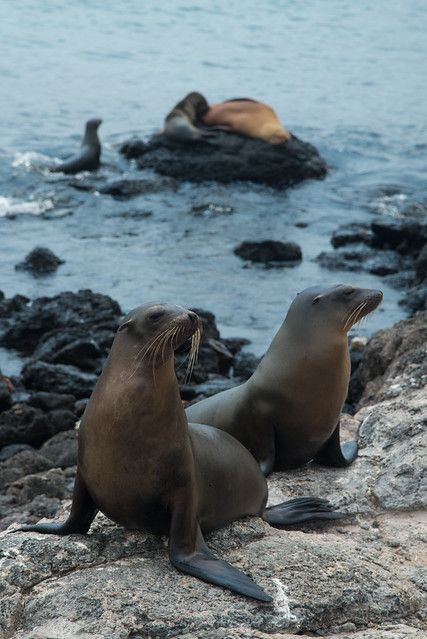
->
(163, 92, 215, 142)
(50, 118, 102, 174)
(12, 303, 343, 601)
(202, 98, 291, 144)
(187, 285, 383, 477)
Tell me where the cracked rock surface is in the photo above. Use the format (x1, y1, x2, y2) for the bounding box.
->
(0, 312, 426, 639)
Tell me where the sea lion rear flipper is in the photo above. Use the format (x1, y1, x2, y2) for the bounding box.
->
(314, 422, 358, 468)
(263, 496, 345, 527)
(169, 500, 271, 602)
(10, 470, 97, 535)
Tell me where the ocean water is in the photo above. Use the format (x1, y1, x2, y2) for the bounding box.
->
(0, 0, 426, 372)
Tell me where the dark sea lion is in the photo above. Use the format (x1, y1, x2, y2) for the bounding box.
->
(50, 118, 102, 174)
(187, 285, 383, 477)
(163, 92, 216, 142)
(12, 303, 344, 600)
(202, 99, 291, 144)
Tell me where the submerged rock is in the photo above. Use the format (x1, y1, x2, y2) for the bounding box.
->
(120, 132, 327, 188)
(99, 176, 177, 198)
(15, 247, 64, 275)
(234, 240, 302, 264)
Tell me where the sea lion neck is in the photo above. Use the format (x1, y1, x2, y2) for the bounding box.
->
(82, 127, 100, 148)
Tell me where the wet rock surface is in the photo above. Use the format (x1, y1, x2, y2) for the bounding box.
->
(120, 132, 328, 188)
(0, 311, 425, 638)
(14, 247, 65, 275)
(234, 240, 302, 264)
(316, 206, 427, 313)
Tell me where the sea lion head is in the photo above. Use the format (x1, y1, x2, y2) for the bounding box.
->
(182, 92, 210, 121)
(85, 118, 102, 131)
(117, 303, 201, 369)
(286, 284, 383, 336)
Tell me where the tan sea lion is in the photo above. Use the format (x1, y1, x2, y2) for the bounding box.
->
(187, 284, 383, 476)
(202, 98, 291, 144)
(50, 118, 102, 174)
(12, 303, 343, 600)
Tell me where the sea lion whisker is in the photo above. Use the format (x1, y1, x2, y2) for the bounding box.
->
(126, 328, 172, 381)
(185, 327, 201, 384)
(343, 301, 365, 331)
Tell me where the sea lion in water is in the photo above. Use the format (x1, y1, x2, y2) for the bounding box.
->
(163, 92, 216, 143)
(50, 118, 102, 174)
(202, 98, 291, 144)
(12, 303, 342, 601)
(187, 284, 383, 476)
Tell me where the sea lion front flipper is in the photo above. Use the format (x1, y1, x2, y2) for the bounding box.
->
(169, 499, 271, 602)
(10, 470, 97, 535)
(263, 497, 345, 527)
(314, 422, 358, 468)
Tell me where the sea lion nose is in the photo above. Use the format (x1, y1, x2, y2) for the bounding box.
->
(188, 311, 198, 324)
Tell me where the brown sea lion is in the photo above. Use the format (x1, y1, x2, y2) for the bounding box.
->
(202, 98, 291, 144)
(50, 118, 102, 174)
(162, 92, 215, 142)
(187, 285, 383, 477)
(12, 303, 343, 600)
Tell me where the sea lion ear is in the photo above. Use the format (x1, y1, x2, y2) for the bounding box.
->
(312, 295, 322, 305)
(118, 319, 133, 332)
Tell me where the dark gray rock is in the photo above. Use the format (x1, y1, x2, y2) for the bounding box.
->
(0, 449, 53, 491)
(33, 331, 102, 371)
(0, 289, 121, 354)
(401, 285, 427, 312)
(0, 443, 33, 462)
(40, 430, 78, 469)
(99, 176, 177, 198)
(0, 377, 13, 413)
(331, 223, 373, 248)
(371, 219, 427, 255)
(120, 132, 327, 189)
(14, 247, 64, 275)
(22, 361, 97, 399)
(235, 240, 302, 263)
(27, 392, 76, 413)
(415, 244, 427, 283)
(233, 351, 261, 380)
(0, 405, 52, 448)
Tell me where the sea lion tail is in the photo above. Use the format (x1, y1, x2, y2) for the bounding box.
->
(262, 496, 345, 527)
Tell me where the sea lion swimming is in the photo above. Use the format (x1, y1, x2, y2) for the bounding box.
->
(50, 118, 102, 174)
(12, 303, 343, 601)
(202, 98, 291, 144)
(187, 284, 383, 475)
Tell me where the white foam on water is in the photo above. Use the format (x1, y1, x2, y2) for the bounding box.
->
(12, 150, 56, 172)
(0, 195, 55, 217)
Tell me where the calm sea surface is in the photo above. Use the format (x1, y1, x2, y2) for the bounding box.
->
(0, 0, 426, 372)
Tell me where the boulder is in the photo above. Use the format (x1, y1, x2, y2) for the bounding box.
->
(15, 247, 64, 275)
(120, 132, 327, 189)
(0, 289, 121, 354)
(234, 241, 302, 264)
(22, 361, 97, 400)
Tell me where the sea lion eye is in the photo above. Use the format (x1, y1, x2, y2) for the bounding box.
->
(312, 296, 321, 305)
(344, 288, 355, 296)
(149, 310, 166, 322)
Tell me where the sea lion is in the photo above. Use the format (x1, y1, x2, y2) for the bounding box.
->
(12, 303, 343, 601)
(50, 118, 102, 174)
(187, 284, 383, 476)
(163, 92, 215, 143)
(202, 98, 291, 144)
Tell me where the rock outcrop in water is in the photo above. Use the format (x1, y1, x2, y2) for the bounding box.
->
(0, 307, 425, 638)
(120, 132, 327, 188)
(316, 204, 427, 313)
(14, 247, 65, 275)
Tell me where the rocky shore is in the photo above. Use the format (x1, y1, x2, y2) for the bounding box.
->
(0, 285, 425, 638)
